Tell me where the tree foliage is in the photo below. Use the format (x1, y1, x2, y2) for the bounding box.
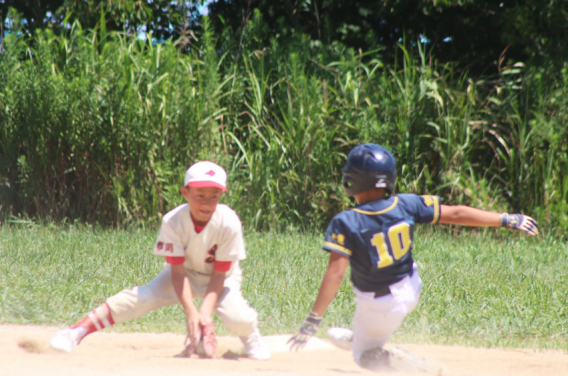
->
(3, 1, 567, 72)
(207, 0, 568, 72)
(0, 1, 202, 40)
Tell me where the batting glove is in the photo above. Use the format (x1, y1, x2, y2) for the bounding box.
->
(500, 213, 539, 236)
(288, 312, 322, 351)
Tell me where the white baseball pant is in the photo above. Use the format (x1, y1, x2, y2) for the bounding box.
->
(351, 268, 422, 364)
(106, 262, 259, 337)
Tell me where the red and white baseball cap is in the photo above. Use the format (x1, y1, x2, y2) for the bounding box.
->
(184, 161, 228, 192)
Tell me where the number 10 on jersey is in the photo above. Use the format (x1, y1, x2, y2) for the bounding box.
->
(370, 222, 412, 268)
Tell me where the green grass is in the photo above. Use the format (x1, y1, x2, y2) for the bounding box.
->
(0, 224, 566, 351)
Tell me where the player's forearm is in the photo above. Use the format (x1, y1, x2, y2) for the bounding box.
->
(200, 271, 225, 318)
(171, 265, 198, 317)
(311, 253, 349, 317)
(439, 205, 501, 227)
(311, 272, 343, 317)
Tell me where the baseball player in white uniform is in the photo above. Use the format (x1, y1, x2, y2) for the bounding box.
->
(50, 161, 271, 360)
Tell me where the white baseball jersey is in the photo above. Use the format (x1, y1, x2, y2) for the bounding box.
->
(152, 203, 246, 275)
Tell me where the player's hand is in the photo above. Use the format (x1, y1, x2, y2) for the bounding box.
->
(176, 337, 198, 358)
(200, 321, 217, 358)
(186, 314, 202, 348)
(177, 317, 200, 358)
(500, 213, 539, 236)
(179, 314, 216, 358)
(287, 312, 322, 351)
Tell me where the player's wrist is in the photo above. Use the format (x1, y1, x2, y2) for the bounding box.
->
(308, 311, 323, 321)
(499, 213, 509, 227)
(184, 305, 200, 318)
(304, 311, 323, 328)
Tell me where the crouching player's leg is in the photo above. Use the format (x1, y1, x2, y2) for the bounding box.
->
(213, 265, 271, 360)
(50, 267, 178, 352)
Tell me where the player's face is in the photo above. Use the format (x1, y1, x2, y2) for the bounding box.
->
(182, 186, 223, 225)
(354, 188, 388, 204)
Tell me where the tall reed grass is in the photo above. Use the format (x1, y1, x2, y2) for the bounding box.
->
(1, 13, 566, 233)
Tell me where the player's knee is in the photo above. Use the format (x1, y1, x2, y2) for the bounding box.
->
(219, 308, 258, 336)
(356, 347, 390, 372)
(106, 287, 140, 323)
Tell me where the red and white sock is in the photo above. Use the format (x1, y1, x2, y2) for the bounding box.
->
(71, 303, 115, 342)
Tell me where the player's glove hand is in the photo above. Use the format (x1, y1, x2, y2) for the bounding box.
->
(287, 312, 322, 351)
(176, 321, 216, 358)
(200, 321, 217, 358)
(500, 213, 539, 236)
(176, 313, 203, 358)
(176, 337, 198, 358)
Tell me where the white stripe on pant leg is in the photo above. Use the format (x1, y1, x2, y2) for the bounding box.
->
(88, 312, 103, 330)
(92, 304, 113, 328)
(100, 316, 112, 327)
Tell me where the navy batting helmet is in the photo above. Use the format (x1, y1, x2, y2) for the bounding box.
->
(342, 143, 397, 196)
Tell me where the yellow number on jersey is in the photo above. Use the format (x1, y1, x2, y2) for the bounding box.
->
(370, 223, 412, 269)
(371, 233, 394, 268)
(389, 223, 411, 260)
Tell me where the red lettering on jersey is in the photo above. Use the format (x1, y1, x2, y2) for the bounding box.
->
(205, 170, 216, 176)
(165, 243, 173, 253)
(156, 241, 164, 250)
(205, 244, 218, 263)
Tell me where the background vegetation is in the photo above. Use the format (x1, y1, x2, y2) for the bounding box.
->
(0, 2, 567, 234)
(1, 2, 566, 355)
(1, 224, 566, 350)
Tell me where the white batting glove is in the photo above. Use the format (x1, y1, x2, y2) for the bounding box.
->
(500, 213, 539, 236)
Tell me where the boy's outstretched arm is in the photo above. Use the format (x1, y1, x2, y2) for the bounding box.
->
(439, 205, 539, 236)
(288, 252, 349, 350)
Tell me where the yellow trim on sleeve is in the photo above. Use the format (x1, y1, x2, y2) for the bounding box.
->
(323, 241, 352, 256)
(352, 197, 399, 215)
(431, 196, 440, 224)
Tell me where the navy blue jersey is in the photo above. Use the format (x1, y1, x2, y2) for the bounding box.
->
(322, 194, 441, 292)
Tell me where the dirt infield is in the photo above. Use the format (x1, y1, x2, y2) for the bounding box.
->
(2, 324, 568, 376)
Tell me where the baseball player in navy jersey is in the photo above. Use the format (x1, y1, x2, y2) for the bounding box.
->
(50, 161, 271, 360)
(288, 143, 538, 371)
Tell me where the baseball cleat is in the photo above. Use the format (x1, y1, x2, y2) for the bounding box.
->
(49, 328, 80, 353)
(240, 329, 271, 360)
(358, 347, 391, 372)
(327, 327, 353, 351)
(201, 322, 217, 358)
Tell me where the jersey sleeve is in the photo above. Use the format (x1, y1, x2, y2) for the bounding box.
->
(412, 194, 442, 224)
(214, 213, 246, 262)
(152, 217, 186, 258)
(322, 215, 353, 257)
